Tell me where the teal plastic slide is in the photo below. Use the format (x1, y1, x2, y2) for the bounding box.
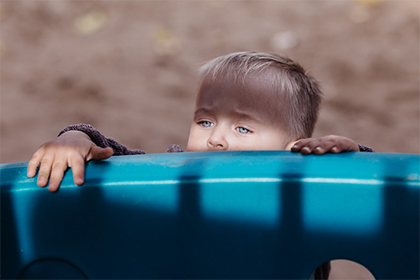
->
(1, 151, 419, 279)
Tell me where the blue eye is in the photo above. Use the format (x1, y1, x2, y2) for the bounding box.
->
(237, 127, 251, 134)
(199, 121, 213, 127)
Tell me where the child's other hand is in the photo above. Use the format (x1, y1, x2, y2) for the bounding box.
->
(27, 131, 114, 192)
(291, 135, 359, 155)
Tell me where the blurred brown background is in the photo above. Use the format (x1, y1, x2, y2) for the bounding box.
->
(1, 1, 418, 278)
(1, 0, 419, 165)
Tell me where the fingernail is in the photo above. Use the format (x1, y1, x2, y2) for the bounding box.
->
(37, 178, 47, 187)
(75, 178, 83, 185)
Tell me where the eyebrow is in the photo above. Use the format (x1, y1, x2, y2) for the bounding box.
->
(194, 107, 211, 116)
(194, 107, 264, 123)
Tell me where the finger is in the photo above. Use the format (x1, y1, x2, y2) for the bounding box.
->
(48, 162, 68, 192)
(300, 140, 323, 154)
(291, 139, 313, 152)
(290, 144, 301, 152)
(313, 140, 337, 154)
(339, 140, 359, 152)
(27, 150, 44, 177)
(321, 136, 359, 153)
(89, 146, 114, 160)
(69, 155, 86, 186)
(313, 146, 326, 155)
(331, 145, 344, 153)
(301, 146, 313, 155)
(37, 155, 54, 188)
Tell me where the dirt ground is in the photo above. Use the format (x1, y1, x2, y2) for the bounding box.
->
(0, 0, 419, 278)
(1, 0, 419, 164)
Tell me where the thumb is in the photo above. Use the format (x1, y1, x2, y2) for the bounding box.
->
(89, 146, 114, 160)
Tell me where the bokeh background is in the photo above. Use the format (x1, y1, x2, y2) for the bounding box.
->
(1, 0, 419, 165)
(1, 1, 419, 278)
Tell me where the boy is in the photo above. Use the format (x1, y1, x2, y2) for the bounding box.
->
(26, 51, 372, 280)
(27, 51, 370, 192)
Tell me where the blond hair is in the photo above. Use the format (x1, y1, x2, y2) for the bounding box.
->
(199, 51, 322, 139)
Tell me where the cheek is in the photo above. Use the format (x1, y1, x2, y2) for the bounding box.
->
(260, 132, 290, 150)
(186, 126, 204, 151)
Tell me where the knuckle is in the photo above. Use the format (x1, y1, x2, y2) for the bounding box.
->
(39, 162, 52, 172)
(308, 140, 320, 147)
(31, 152, 41, 160)
(52, 162, 66, 170)
(50, 170, 64, 180)
(68, 154, 85, 166)
(28, 160, 40, 168)
(37, 172, 50, 179)
(68, 149, 84, 158)
(38, 165, 51, 172)
(326, 139, 337, 146)
(41, 141, 56, 149)
(40, 158, 52, 166)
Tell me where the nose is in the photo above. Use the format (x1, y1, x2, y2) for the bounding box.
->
(207, 127, 228, 150)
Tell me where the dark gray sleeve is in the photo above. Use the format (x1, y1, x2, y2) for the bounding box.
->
(358, 144, 374, 152)
(58, 124, 145, 156)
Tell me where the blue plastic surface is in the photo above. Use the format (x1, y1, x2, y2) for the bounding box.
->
(1, 151, 419, 279)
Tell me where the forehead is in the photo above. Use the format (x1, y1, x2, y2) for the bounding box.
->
(196, 71, 286, 125)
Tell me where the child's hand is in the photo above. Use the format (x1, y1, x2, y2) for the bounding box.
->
(27, 131, 114, 192)
(291, 135, 359, 155)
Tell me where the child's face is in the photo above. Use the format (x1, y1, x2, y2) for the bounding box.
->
(186, 72, 294, 152)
